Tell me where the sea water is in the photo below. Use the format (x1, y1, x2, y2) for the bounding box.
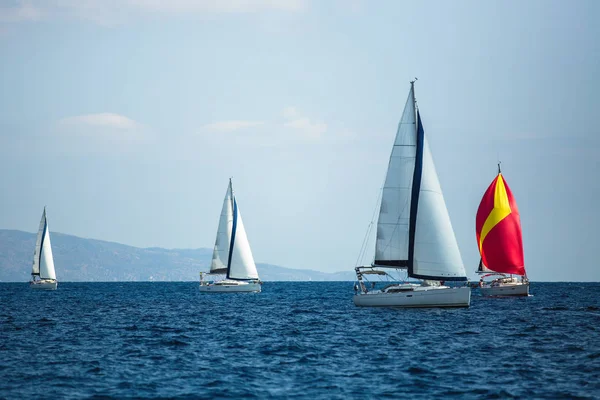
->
(1, 282, 599, 399)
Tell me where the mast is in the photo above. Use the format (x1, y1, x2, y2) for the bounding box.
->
(411, 78, 418, 132)
(407, 78, 423, 277)
(226, 178, 238, 279)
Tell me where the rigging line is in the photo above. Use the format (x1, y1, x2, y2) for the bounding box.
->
(354, 181, 384, 267)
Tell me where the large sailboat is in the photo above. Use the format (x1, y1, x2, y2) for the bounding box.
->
(475, 164, 529, 296)
(30, 207, 58, 290)
(199, 179, 261, 293)
(353, 81, 470, 308)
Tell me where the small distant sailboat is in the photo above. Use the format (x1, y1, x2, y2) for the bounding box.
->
(353, 80, 471, 308)
(475, 164, 529, 296)
(199, 179, 261, 293)
(30, 207, 58, 290)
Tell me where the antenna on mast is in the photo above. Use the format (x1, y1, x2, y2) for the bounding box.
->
(497, 161, 502, 174)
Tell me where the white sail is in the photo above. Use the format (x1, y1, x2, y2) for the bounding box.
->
(227, 197, 259, 280)
(209, 180, 259, 280)
(412, 134, 466, 279)
(31, 210, 45, 276)
(373, 82, 466, 280)
(210, 182, 233, 274)
(374, 86, 416, 266)
(32, 208, 56, 280)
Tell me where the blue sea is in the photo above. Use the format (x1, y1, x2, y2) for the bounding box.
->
(1, 282, 599, 399)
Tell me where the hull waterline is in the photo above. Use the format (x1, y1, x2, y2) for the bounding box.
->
(199, 282, 261, 293)
(30, 280, 57, 290)
(353, 286, 470, 308)
(480, 282, 529, 297)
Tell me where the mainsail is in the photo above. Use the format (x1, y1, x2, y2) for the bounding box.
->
(374, 82, 467, 281)
(210, 180, 259, 280)
(32, 208, 56, 280)
(475, 168, 525, 275)
(210, 182, 233, 274)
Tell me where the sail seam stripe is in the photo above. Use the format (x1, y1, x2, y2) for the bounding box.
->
(408, 111, 424, 275)
(226, 198, 238, 280)
(38, 215, 47, 279)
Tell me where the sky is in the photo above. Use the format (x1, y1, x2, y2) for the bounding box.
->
(1, 0, 599, 281)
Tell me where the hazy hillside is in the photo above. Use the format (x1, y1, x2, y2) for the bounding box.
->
(0, 230, 355, 282)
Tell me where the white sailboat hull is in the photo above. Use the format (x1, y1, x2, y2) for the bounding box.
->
(480, 282, 529, 297)
(353, 286, 470, 308)
(30, 279, 57, 290)
(199, 281, 261, 293)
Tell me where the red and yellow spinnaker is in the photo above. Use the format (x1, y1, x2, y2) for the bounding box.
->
(475, 172, 525, 275)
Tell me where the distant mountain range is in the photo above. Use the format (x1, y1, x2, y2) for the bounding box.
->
(0, 229, 355, 282)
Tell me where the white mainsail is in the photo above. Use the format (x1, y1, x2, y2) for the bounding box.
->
(210, 180, 259, 280)
(374, 82, 466, 281)
(32, 208, 56, 280)
(375, 86, 416, 265)
(210, 182, 233, 274)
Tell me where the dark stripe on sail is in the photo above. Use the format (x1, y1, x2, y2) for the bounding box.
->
(408, 111, 424, 277)
(226, 198, 238, 280)
(37, 216, 47, 278)
(373, 260, 409, 267)
(477, 258, 484, 273)
(410, 273, 468, 282)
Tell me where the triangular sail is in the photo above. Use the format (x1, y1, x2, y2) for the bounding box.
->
(477, 258, 493, 273)
(32, 208, 56, 280)
(210, 180, 259, 280)
(410, 113, 466, 280)
(374, 82, 466, 281)
(475, 171, 525, 275)
(210, 182, 233, 274)
(374, 85, 416, 267)
(226, 197, 259, 280)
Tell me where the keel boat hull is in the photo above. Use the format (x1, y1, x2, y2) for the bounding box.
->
(30, 280, 57, 290)
(353, 286, 470, 308)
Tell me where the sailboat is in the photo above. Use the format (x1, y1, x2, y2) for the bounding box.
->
(29, 207, 58, 290)
(475, 164, 529, 296)
(199, 179, 261, 293)
(353, 80, 471, 308)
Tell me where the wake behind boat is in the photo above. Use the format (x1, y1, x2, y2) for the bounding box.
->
(30, 207, 58, 290)
(353, 80, 470, 308)
(199, 179, 261, 293)
(475, 164, 529, 297)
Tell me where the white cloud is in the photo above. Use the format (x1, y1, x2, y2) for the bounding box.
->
(127, 0, 305, 13)
(0, 1, 43, 22)
(201, 120, 265, 132)
(59, 113, 139, 130)
(283, 117, 327, 140)
(197, 106, 330, 145)
(282, 106, 327, 140)
(281, 106, 300, 119)
(0, 0, 306, 24)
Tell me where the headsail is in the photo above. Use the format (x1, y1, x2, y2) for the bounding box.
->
(410, 113, 466, 280)
(226, 196, 259, 280)
(374, 82, 467, 281)
(32, 208, 56, 280)
(475, 169, 525, 275)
